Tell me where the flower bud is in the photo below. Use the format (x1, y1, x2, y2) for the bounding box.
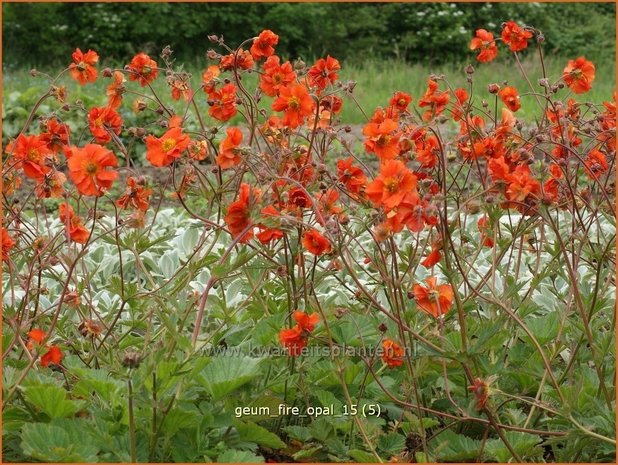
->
(161, 45, 173, 59)
(488, 83, 500, 94)
(293, 58, 306, 71)
(465, 64, 475, 75)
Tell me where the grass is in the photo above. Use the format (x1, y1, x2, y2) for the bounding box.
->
(2, 56, 615, 133)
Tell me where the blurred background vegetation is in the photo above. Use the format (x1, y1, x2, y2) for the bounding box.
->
(3, 2, 616, 68)
(2, 3, 615, 132)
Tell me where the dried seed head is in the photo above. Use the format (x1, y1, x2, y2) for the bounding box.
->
(122, 349, 141, 368)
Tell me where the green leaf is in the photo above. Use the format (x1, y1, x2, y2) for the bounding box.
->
(525, 312, 560, 345)
(23, 385, 84, 419)
(283, 425, 313, 442)
(162, 408, 200, 436)
(217, 449, 264, 463)
(486, 431, 543, 461)
(73, 369, 124, 406)
(377, 432, 406, 454)
(21, 422, 100, 462)
(430, 429, 484, 461)
(233, 420, 286, 449)
(308, 418, 335, 443)
(348, 449, 380, 462)
(200, 356, 261, 401)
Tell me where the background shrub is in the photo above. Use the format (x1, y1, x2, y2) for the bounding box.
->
(3, 2, 615, 68)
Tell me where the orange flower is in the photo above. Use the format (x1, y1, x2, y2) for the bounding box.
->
(1, 227, 15, 261)
(419, 79, 450, 122)
(208, 83, 238, 122)
(88, 106, 123, 144)
(35, 170, 67, 199)
(272, 84, 315, 129)
(421, 242, 441, 268)
(477, 216, 494, 248)
(127, 53, 158, 86)
(505, 165, 540, 205)
(168, 75, 192, 101)
(279, 311, 320, 356)
(470, 29, 498, 63)
(307, 55, 341, 90)
(217, 127, 243, 169)
(382, 339, 404, 367)
(250, 29, 279, 60)
(389, 91, 413, 113)
(116, 177, 153, 212)
(5, 134, 52, 180)
(499, 86, 521, 112)
(584, 148, 609, 180)
(67, 144, 118, 196)
(145, 126, 191, 167)
(316, 188, 342, 224)
(202, 65, 221, 93)
(259, 55, 296, 97)
(27, 329, 63, 367)
(40, 118, 70, 153)
(468, 378, 490, 410)
(293, 311, 320, 332)
(287, 187, 312, 211)
(451, 88, 469, 122)
(280, 326, 308, 356)
(488, 155, 511, 181)
(501, 21, 533, 52)
(302, 229, 332, 256)
(224, 183, 256, 243)
(365, 160, 417, 210)
(337, 157, 367, 196)
(69, 48, 99, 85)
(563, 57, 595, 94)
(188, 139, 210, 161)
(256, 205, 284, 244)
(220, 48, 254, 71)
(414, 134, 440, 168)
(412, 277, 454, 318)
(107, 71, 126, 109)
(59, 203, 90, 244)
(363, 118, 401, 160)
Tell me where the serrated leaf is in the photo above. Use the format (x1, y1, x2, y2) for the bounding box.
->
(217, 449, 264, 463)
(486, 431, 543, 461)
(283, 425, 312, 442)
(23, 385, 84, 419)
(234, 420, 286, 449)
(348, 449, 380, 462)
(21, 422, 100, 462)
(200, 356, 261, 401)
(377, 432, 406, 454)
(431, 429, 484, 461)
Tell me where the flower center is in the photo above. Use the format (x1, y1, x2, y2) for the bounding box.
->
(288, 96, 300, 110)
(85, 161, 98, 175)
(162, 138, 176, 152)
(384, 177, 399, 193)
(27, 149, 39, 161)
(376, 135, 391, 147)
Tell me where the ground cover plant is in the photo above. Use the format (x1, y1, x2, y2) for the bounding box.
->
(1, 18, 616, 463)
